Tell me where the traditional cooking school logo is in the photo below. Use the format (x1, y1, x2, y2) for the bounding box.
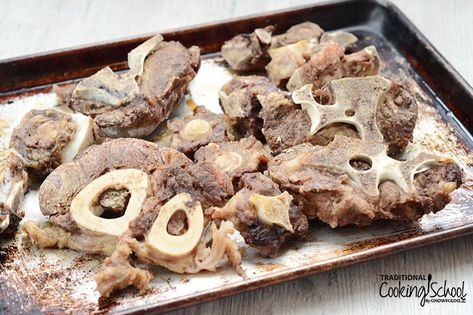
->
(378, 274, 467, 306)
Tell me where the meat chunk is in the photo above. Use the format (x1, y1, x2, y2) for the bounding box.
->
(343, 46, 380, 77)
(0, 149, 28, 236)
(376, 82, 418, 154)
(221, 22, 325, 73)
(123, 219, 243, 291)
(212, 173, 308, 257)
(9, 108, 97, 178)
(258, 92, 311, 154)
(266, 31, 358, 86)
(194, 136, 271, 185)
(271, 22, 324, 48)
(268, 136, 463, 227)
(219, 75, 277, 138)
(38, 138, 163, 233)
(128, 148, 234, 244)
(150, 148, 234, 210)
(221, 26, 274, 71)
(9, 109, 76, 178)
(286, 42, 345, 91)
(287, 43, 380, 91)
(95, 243, 152, 297)
(55, 36, 200, 138)
(266, 40, 317, 86)
(168, 106, 232, 156)
(258, 92, 357, 154)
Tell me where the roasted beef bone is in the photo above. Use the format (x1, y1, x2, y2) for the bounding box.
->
(268, 136, 463, 227)
(212, 172, 308, 257)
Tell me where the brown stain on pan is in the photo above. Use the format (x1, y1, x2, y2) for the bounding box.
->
(0, 239, 101, 314)
(255, 262, 287, 273)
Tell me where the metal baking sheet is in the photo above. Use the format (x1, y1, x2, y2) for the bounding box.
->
(1, 1, 473, 313)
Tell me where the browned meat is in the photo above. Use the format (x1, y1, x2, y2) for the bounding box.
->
(268, 136, 463, 227)
(168, 106, 232, 156)
(127, 215, 242, 274)
(376, 82, 418, 155)
(271, 22, 324, 48)
(9, 109, 76, 178)
(221, 22, 324, 73)
(258, 91, 311, 154)
(39, 138, 163, 232)
(287, 43, 380, 91)
(219, 75, 277, 139)
(194, 136, 271, 185)
(266, 30, 358, 87)
(55, 39, 200, 138)
(221, 26, 274, 71)
(149, 148, 234, 210)
(258, 92, 357, 154)
(286, 42, 344, 91)
(95, 243, 152, 297)
(0, 149, 28, 236)
(343, 46, 380, 77)
(266, 40, 316, 86)
(213, 172, 308, 257)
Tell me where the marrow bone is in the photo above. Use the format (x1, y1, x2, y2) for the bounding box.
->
(71, 169, 149, 236)
(146, 193, 204, 259)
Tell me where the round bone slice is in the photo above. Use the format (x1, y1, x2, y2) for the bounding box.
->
(146, 193, 204, 259)
(71, 169, 149, 236)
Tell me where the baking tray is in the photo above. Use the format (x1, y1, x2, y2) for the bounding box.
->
(1, 0, 473, 314)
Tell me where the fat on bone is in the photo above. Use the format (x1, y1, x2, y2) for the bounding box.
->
(292, 75, 392, 141)
(319, 31, 358, 47)
(286, 45, 380, 91)
(288, 135, 448, 196)
(249, 191, 294, 232)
